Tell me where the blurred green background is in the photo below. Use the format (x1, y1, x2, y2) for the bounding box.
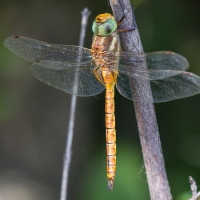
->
(0, 0, 200, 199)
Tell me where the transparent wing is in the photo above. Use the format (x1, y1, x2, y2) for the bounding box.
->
(118, 68, 184, 81)
(113, 51, 189, 80)
(29, 61, 105, 96)
(5, 36, 195, 101)
(145, 51, 189, 70)
(150, 72, 200, 102)
(114, 50, 196, 103)
(107, 51, 189, 70)
(116, 72, 200, 103)
(4, 36, 92, 63)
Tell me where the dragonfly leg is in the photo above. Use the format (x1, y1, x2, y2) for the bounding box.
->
(93, 67, 105, 84)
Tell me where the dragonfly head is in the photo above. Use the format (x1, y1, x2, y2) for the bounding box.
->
(92, 13, 117, 36)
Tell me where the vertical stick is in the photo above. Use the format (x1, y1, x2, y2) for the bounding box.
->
(109, 0, 172, 199)
(189, 176, 200, 200)
(60, 8, 91, 200)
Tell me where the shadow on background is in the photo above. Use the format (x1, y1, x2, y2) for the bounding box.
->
(0, 0, 200, 199)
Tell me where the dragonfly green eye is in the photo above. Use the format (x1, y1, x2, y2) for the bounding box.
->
(92, 18, 117, 36)
(92, 21, 99, 35)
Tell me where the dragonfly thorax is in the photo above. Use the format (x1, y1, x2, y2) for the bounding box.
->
(91, 31, 120, 63)
(91, 31, 120, 86)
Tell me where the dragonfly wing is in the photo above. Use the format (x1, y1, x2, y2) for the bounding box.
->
(118, 51, 189, 70)
(29, 61, 105, 96)
(4, 36, 92, 63)
(118, 65, 184, 80)
(145, 51, 189, 70)
(117, 51, 189, 80)
(116, 73, 132, 100)
(116, 72, 200, 103)
(116, 73, 153, 102)
(150, 72, 200, 102)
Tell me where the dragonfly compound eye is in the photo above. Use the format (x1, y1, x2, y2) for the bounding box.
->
(92, 20, 99, 35)
(98, 19, 117, 36)
(92, 15, 117, 36)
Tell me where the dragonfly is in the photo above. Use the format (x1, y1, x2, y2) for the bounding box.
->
(4, 13, 200, 191)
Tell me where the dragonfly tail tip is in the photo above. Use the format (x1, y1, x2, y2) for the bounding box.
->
(108, 178, 114, 191)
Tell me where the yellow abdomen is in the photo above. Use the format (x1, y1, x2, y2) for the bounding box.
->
(105, 81, 116, 191)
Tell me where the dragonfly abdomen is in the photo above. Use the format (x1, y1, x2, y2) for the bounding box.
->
(105, 83, 116, 191)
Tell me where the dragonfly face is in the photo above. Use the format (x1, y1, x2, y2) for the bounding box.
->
(3, 12, 200, 191)
(92, 13, 117, 36)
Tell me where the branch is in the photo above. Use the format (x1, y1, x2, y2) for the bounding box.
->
(109, 0, 172, 199)
(189, 176, 200, 200)
(60, 8, 91, 200)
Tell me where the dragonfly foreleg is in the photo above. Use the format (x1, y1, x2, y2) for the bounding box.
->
(93, 67, 104, 85)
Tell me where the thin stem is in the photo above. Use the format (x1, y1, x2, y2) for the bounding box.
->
(189, 176, 200, 200)
(60, 8, 91, 200)
(109, 0, 172, 199)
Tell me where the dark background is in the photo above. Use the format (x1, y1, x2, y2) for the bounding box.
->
(1, 0, 200, 199)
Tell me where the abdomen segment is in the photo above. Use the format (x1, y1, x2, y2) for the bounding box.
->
(105, 86, 116, 191)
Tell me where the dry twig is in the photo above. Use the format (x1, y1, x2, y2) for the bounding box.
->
(109, 0, 172, 199)
(189, 176, 200, 200)
(60, 8, 91, 200)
